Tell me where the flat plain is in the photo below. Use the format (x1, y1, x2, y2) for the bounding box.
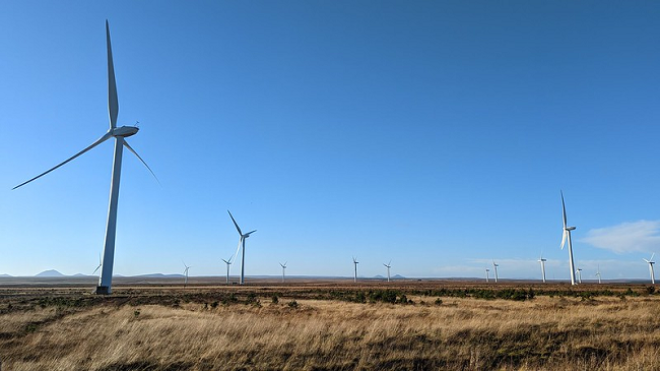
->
(1, 278, 660, 371)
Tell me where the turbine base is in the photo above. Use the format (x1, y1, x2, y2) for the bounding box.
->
(95, 286, 112, 295)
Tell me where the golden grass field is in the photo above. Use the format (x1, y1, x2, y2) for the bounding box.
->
(1, 279, 660, 370)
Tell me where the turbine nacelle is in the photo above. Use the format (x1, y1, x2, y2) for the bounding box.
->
(111, 126, 139, 137)
(565, 226, 576, 231)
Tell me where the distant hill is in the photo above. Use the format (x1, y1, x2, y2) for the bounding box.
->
(133, 273, 184, 278)
(35, 269, 65, 277)
(393, 274, 406, 279)
(0, 274, 12, 278)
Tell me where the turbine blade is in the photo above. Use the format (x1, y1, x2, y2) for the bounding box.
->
(245, 230, 257, 236)
(106, 20, 119, 129)
(652, 253, 655, 261)
(560, 230, 567, 250)
(123, 140, 159, 183)
(93, 264, 101, 274)
(13, 133, 112, 190)
(227, 210, 243, 236)
(560, 191, 568, 229)
(232, 237, 243, 263)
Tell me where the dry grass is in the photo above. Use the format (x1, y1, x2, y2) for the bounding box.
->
(1, 284, 660, 370)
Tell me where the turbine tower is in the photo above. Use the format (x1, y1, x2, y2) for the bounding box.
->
(352, 257, 359, 282)
(13, 21, 157, 295)
(595, 264, 602, 284)
(538, 254, 547, 283)
(577, 268, 583, 284)
(492, 261, 499, 283)
(183, 261, 191, 288)
(560, 191, 577, 286)
(221, 258, 232, 284)
(228, 210, 256, 285)
(485, 268, 490, 283)
(383, 260, 392, 282)
(279, 262, 287, 283)
(644, 253, 656, 284)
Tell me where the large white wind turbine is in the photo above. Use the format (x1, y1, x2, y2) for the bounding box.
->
(279, 262, 287, 283)
(228, 210, 256, 285)
(13, 21, 156, 295)
(353, 257, 359, 282)
(595, 264, 602, 284)
(383, 260, 392, 282)
(538, 254, 547, 283)
(485, 268, 490, 283)
(221, 258, 232, 284)
(492, 261, 499, 283)
(644, 253, 656, 284)
(183, 262, 191, 288)
(560, 191, 577, 286)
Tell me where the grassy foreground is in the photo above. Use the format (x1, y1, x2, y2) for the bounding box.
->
(1, 283, 660, 370)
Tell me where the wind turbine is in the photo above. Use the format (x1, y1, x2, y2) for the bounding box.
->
(538, 254, 547, 283)
(221, 258, 232, 284)
(577, 268, 583, 284)
(183, 261, 191, 288)
(279, 262, 287, 283)
(352, 257, 359, 282)
(93, 253, 102, 276)
(560, 191, 577, 286)
(492, 261, 499, 283)
(485, 268, 490, 283)
(13, 21, 157, 295)
(228, 210, 256, 285)
(595, 264, 602, 284)
(383, 260, 392, 282)
(644, 253, 656, 284)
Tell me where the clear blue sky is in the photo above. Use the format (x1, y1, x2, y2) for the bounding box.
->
(1, 1, 659, 281)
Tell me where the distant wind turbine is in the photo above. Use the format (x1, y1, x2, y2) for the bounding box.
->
(13, 21, 157, 295)
(183, 261, 191, 288)
(560, 191, 577, 286)
(644, 253, 656, 284)
(383, 260, 392, 282)
(492, 261, 499, 283)
(93, 253, 102, 276)
(279, 262, 287, 283)
(595, 264, 602, 284)
(353, 257, 359, 282)
(485, 268, 490, 283)
(577, 268, 583, 284)
(538, 254, 547, 283)
(228, 210, 256, 285)
(221, 258, 232, 284)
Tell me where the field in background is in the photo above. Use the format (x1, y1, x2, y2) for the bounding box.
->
(1, 279, 660, 371)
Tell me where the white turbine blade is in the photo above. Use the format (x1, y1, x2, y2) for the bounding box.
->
(560, 230, 567, 250)
(124, 140, 159, 183)
(227, 210, 243, 236)
(106, 20, 118, 129)
(644, 258, 650, 263)
(245, 230, 257, 236)
(560, 191, 568, 229)
(651, 253, 655, 261)
(232, 237, 243, 262)
(13, 133, 113, 189)
(221, 259, 229, 264)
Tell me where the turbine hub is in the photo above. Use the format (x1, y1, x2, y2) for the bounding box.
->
(111, 126, 139, 137)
